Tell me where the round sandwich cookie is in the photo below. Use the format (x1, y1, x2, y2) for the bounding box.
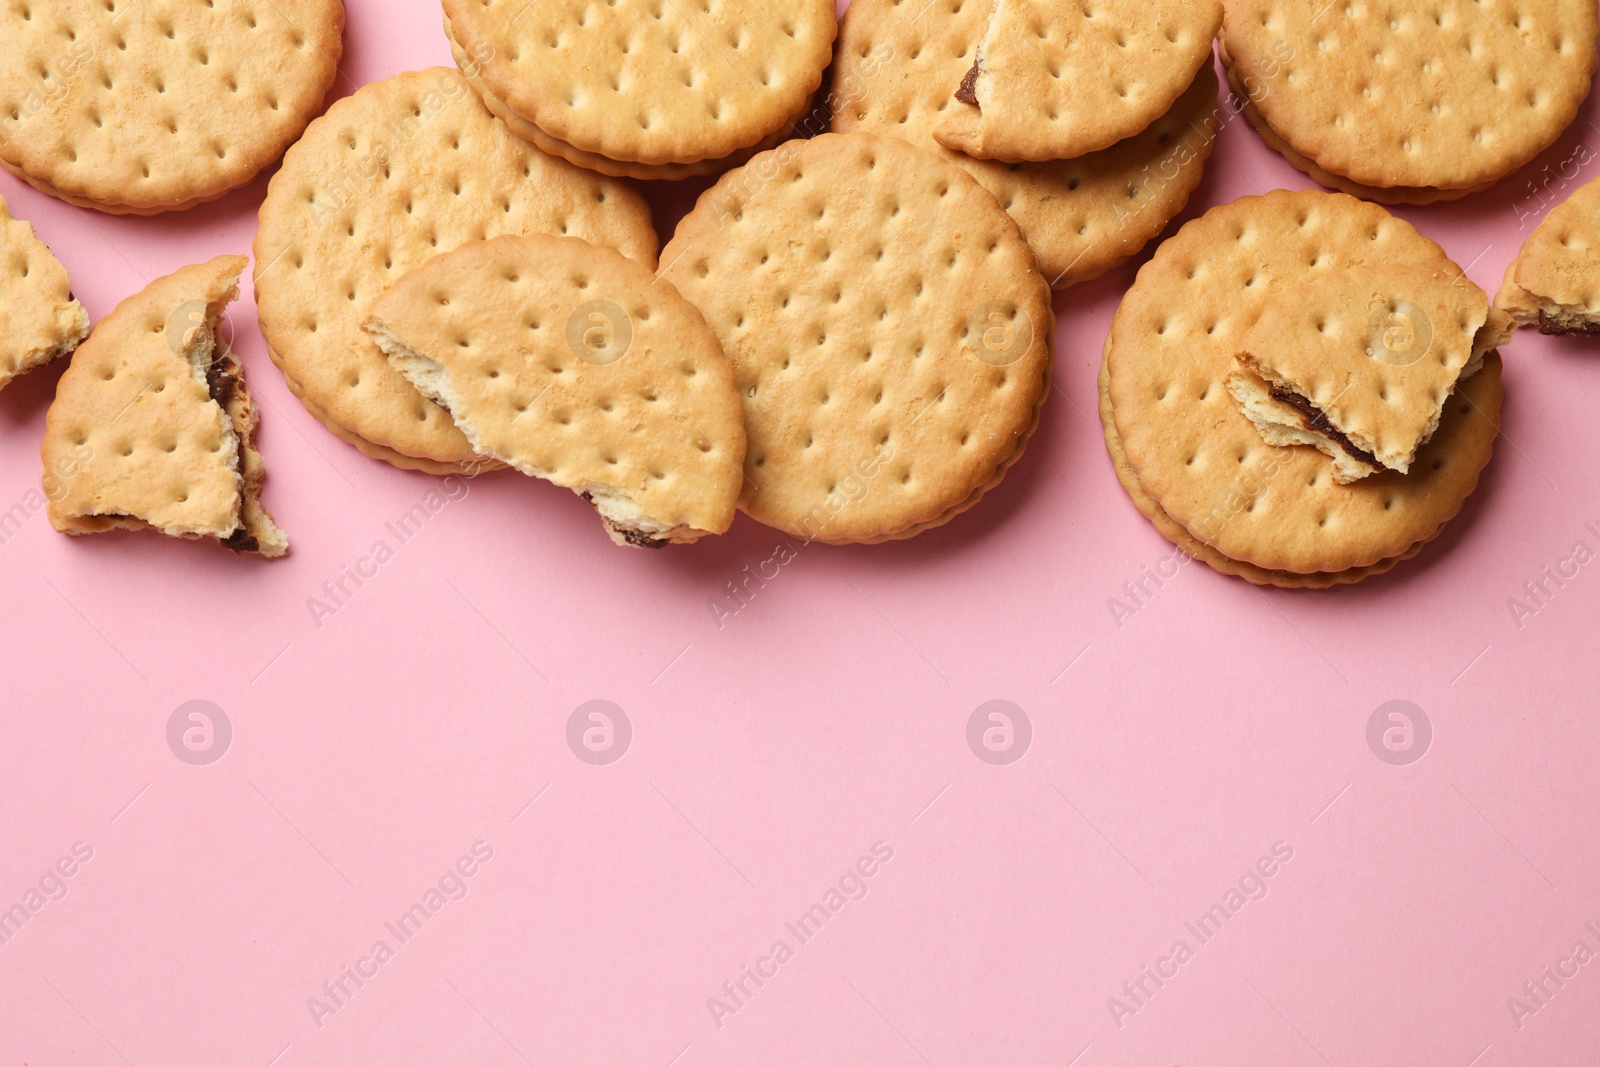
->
(930, 0, 1222, 163)
(1102, 189, 1504, 586)
(1497, 173, 1600, 335)
(1221, 0, 1599, 204)
(254, 68, 659, 473)
(363, 235, 746, 547)
(0, 0, 345, 215)
(833, 0, 1220, 288)
(443, 18, 784, 182)
(660, 131, 1054, 544)
(441, 0, 837, 170)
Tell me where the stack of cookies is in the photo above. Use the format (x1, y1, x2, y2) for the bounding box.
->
(441, 0, 838, 179)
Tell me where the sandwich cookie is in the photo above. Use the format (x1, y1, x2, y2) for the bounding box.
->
(0, 0, 345, 214)
(1103, 189, 1504, 585)
(0, 193, 88, 391)
(931, 0, 1222, 163)
(441, 0, 837, 172)
(42, 255, 287, 556)
(833, 0, 1220, 288)
(254, 68, 658, 473)
(364, 235, 745, 547)
(1498, 173, 1600, 334)
(1220, 0, 1598, 204)
(661, 131, 1053, 544)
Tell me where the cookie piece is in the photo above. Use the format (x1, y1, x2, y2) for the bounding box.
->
(364, 235, 745, 547)
(442, 0, 837, 167)
(1497, 173, 1600, 334)
(1220, 0, 1598, 203)
(660, 131, 1053, 544)
(833, 0, 1220, 288)
(1227, 264, 1504, 483)
(0, 0, 344, 214)
(1098, 348, 1430, 588)
(931, 0, 1222, 163)
(254, 68, 658, 472)
(1105, 189, 1503, 577)
(42, 255, 286, 556)
(0, 194, 89, 390)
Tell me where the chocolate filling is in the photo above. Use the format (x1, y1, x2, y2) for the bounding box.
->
(955, 60, 981, 107)
(204, 349, 260, 555)
(1267, 385, 1381, 470)
(1537, 309, 1600, 337)
(580, 492, 668, 549)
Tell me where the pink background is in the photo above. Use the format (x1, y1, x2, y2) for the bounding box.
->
(4, 2, 1600, 1064)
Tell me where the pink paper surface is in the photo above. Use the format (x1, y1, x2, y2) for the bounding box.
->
(4, 3, 1600, 1064)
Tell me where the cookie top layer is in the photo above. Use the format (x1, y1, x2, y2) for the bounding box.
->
(44, 256, 254, 541)
(0, 193, 89, 388)
(364, 235, 745, 544)
(834, 0, 1220, 287)
(1236, 263, 1491, 474)
(0, 0, 345, 213)
(1498, 172, 1600, 322)
(254, 68, 658, 470)
(1106, 189, 1502, 574)
(932, 0, 1222, 162)
(442, 0, 837, 166)
(660, 131, 1053, 544)
(1222, 0, 1598, 193)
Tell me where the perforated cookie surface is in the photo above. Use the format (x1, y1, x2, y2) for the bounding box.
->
(364, 235, 745, 544)
(442, 0, 837, 167)
(660, 131, 1053, 544)
(1106, 189, 1502, 575)
(254, 68, 659, 471)
(0, 0, 345, 214)
(1235, 263, 1491, 475)
(834, 0, 1219, 288)
(1221, 0, 1598, 195)
(931, 0, 1222, 162)
(1498, 172, 1600, 327)
(43, 255, 287, 554)
(0, 193, 88, 389)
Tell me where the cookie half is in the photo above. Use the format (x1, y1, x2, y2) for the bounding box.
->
(1497, 173, 1600, 334)
(833, 0, 1220, 288)
(1228, 263, 1507, 483)
(1104, 189, 1502, 580)
(254, 68, 658, 473)
(42, 255, 286, 556)
(661, 132, 1053, 544)
(0, 0, 344, 214)
(1221, 0, 1598, 203)
(364, 235, 745, 547)
(931, 0, 1222, 163)
(0, 193, 88, 391)
(442, 0, 837, 168)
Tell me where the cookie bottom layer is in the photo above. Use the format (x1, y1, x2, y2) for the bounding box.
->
(0, 157, 241, 216)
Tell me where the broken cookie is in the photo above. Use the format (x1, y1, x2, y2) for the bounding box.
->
(0, 194, 89, 391)
(1498, 173, 1600, 335)
(1227, 264, 1510, 484)
(363, 235, 745, 547)
(933, 0, 1221, 162)
(42, 255, 287, 557)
